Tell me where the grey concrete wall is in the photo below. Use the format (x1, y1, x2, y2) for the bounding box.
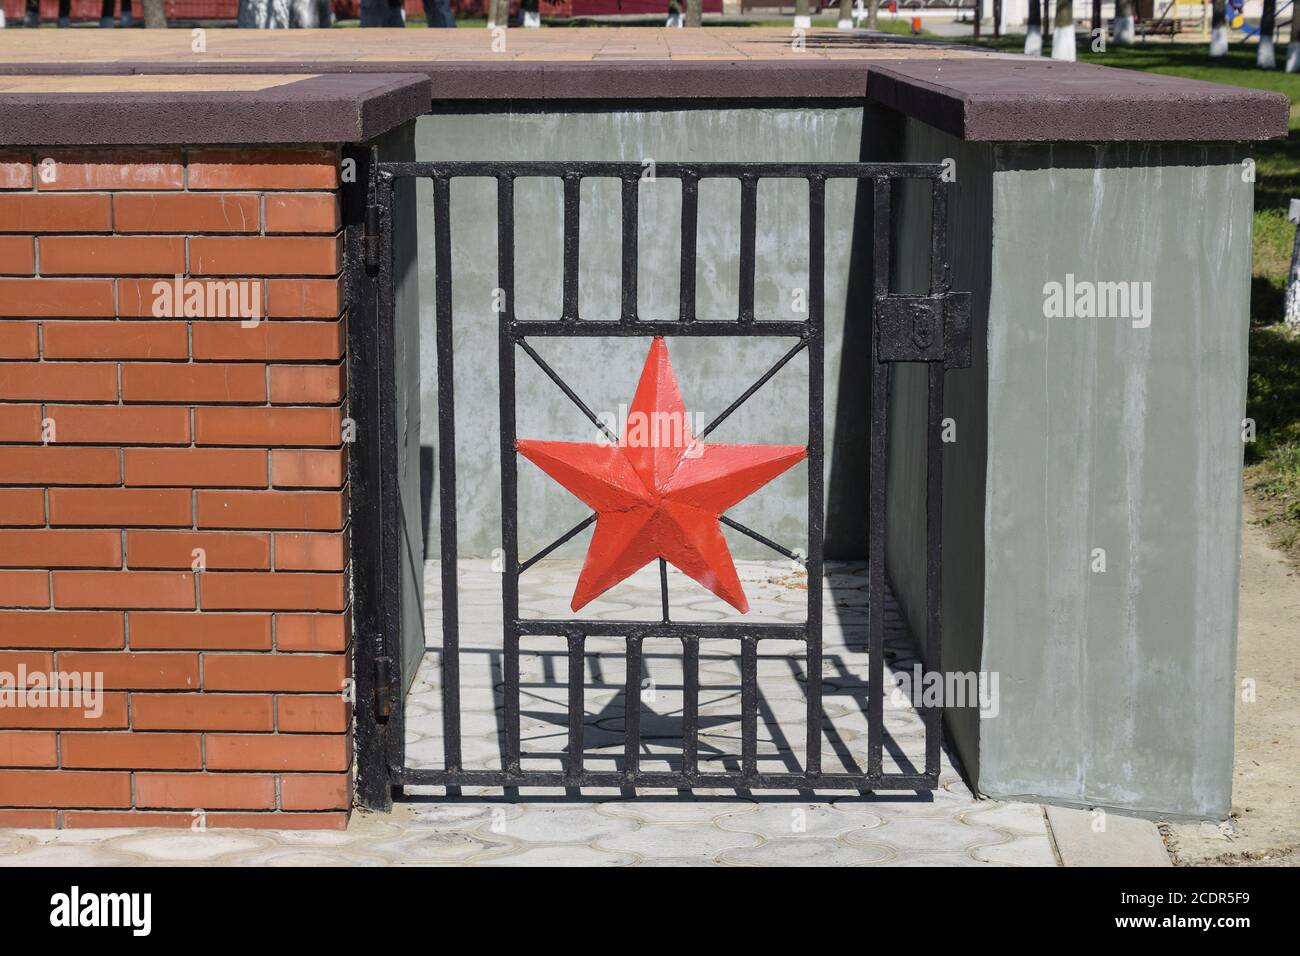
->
(884, 128, 1250, 819)
(976, 143, 1251, 819)
(379, 124, 427, 693)
(886, 122, 993, 787)
(412, 104, 901, 562)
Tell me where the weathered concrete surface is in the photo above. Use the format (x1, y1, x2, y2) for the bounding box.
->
(412, 104, 897, 561)
(882, 131, 1252, 819)
(1045, 805, 1171, 867)
(977, 143, 1252, 820)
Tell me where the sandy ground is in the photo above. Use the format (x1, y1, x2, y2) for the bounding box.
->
(1162, 498, 1300, 866)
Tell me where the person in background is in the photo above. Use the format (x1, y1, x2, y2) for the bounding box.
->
(101, 0, 133, 26)
(24, 0, 72, 26)
(360, 0, 404, 23)
(424, 0, 455, 26)
(361, 0, 454, 25)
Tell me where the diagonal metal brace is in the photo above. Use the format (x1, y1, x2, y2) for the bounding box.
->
(874, 292, 972, 369)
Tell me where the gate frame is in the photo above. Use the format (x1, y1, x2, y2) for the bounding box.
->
(349, 155, 970, 808)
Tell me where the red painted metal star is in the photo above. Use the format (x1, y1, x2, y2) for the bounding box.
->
(517, 337, 806, 614)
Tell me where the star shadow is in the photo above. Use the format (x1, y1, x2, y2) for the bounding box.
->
(521, 688, 738, 770)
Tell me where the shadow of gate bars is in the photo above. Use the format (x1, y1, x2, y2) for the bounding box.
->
(348, 157, 970, 806)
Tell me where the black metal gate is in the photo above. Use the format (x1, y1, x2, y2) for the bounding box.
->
(349, 155, 970, 807)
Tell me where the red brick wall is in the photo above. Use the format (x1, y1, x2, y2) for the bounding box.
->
(0, 147, 352, 830)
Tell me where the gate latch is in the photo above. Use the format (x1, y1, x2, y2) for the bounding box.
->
(874, 292, 972, 369)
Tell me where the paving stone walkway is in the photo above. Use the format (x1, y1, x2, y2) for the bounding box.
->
(0, 560, 1059, 865)
(406, 559, 935, 780)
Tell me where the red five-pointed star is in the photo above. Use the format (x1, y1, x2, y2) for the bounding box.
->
(517, 337, 806, 614)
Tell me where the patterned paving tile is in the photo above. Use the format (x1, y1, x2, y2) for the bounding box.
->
(713, 803, 883, 840)
(719, 836, 895, 867)
(593, 822, 763, 862)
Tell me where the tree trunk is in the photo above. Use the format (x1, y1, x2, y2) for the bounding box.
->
(1288, 0, 1300, 71)
(1025, 0, 1042, 53)
(794, 0, 810, 29)
(837, 0, 852, 28)
(686, 0, 702, 26)
(1052, 0, 1075, 59)
(1210, 0, 1228, 56)
(973, 0, 981, 37)
(288, 0, 317, 25)
(241, 0, 292, 27)
(1258, 0, 1276, 67)
(993, 0, 1001, 36)
(238, 0, 266, 26)
(1091, 0, 1100, 31)
(867, 0, 878, 29)
(142, 0, 166, 26)
(1113, 0, 1135, 44)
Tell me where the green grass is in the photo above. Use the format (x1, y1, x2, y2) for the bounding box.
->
(1247, 324, 1300, 553)
(961, 36, 1300, 558)
(751, 17, 927, 35)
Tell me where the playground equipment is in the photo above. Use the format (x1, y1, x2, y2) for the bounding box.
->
(1121, 0, 1293, 46)
(1230, 0, 1250, 31)
(1135, 0, 1207, 37)
(1226, 0, 1292, 38)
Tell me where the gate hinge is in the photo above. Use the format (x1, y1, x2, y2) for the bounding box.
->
(363, 204, 381, 275)
(373, 655, 393, 721)
(875, 291, 972, 369)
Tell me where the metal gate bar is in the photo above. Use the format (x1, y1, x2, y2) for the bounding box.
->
(365, 158, 968, 795)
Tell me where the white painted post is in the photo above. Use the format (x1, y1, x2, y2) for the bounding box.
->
(1289, 3, 1300, 71)
(1286, 199, 1300, 331)
(1051, 0, 1076, 60)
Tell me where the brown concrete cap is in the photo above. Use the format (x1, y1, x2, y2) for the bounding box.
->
(0, 30, 1287, 144)
(867, 59, 1290, 142)
(0, 73, 431, 146)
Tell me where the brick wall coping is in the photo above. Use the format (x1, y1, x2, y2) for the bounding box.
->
(867, 59, 1289, 143)
(0, 73, 431, 146)
(0, 29, 1287, 144)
